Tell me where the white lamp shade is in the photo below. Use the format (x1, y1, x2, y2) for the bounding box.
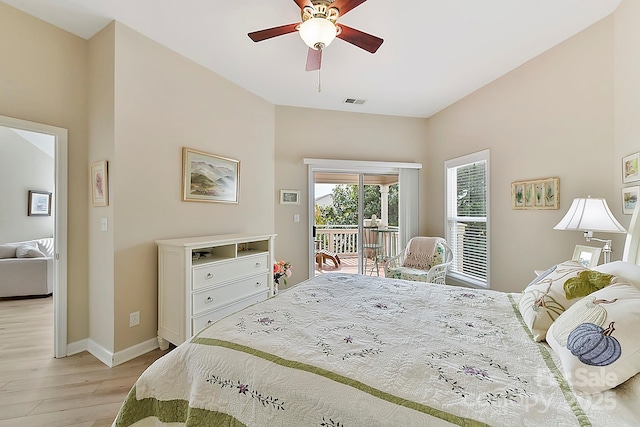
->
(554, 197, 626, 233)
(299, 18, 337, 50)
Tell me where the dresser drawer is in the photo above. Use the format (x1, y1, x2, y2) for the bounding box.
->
(192, 291, 268, 333)
(192, 274, 268, 315)
(192, 254, 268, 290)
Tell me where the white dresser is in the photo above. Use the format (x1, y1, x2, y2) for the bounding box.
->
(155, 233, 276, 349)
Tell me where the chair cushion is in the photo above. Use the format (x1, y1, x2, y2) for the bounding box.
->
(402, 238, 445, 270)
(386, 267, 430, 282)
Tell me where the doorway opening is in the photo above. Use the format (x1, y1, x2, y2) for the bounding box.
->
(0, 115, 68, 358)
(313, 172, 399, 277)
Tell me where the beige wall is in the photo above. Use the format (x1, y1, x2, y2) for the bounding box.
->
(0, 126, 54, 242)
(88, 22, 116, 351)
(109, 23, 275, 351)
(614, 0, 640, 195)
(424, 16, 619, 292)
(274, 106, 429, 288)
(0, 3, 90, 343)
(4, 0, 640, 355)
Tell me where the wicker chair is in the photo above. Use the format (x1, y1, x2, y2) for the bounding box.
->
(384, 237, 453, 284)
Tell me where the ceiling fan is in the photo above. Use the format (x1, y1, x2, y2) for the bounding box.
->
(248, 0, 384, 72)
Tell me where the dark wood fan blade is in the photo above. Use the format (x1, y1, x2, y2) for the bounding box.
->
(293, 0, 313, 9)
(329, 0, 367, 16)
(337, 24, 383, 53)
(248, 23, 299, 42)
(305, 48, 322, 71)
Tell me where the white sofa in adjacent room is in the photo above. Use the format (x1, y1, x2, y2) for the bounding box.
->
(0, 238, 54, 298)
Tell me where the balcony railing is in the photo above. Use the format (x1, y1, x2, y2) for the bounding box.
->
(315, 225, 400, 260)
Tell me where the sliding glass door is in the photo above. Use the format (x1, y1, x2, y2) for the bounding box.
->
(312, 172, 399, 277)
(305, 158, 422, 280)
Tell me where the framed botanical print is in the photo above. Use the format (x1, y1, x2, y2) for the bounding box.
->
(512, 177, 559, 210)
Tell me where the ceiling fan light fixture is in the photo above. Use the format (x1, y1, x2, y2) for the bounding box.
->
(299, 17, 336, 50)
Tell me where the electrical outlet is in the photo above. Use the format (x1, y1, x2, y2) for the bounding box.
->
(129, 311, 140, 327)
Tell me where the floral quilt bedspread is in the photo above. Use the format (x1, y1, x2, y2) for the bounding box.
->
(114, 274, 640, 426)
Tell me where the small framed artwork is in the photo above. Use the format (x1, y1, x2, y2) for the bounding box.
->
(90, 160, 109, 207)
(622, 186, 639, 215)
(572, 245, 602, 268)
(27, 190, 52, 216)
(280, 190, 300, 205)
(512, 177, 559, 210)
(182, 148, 239, 203)
(622, 152, 640, 183)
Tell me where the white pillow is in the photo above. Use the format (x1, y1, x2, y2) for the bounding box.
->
(16, 243, 45, 258)
(518, 260, 616, 341)
(0, 244, 18, 259)
(547, 283, 640, 393)
(593, 261, 640, 288)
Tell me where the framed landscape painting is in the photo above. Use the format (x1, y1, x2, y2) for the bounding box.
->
(182, 148, 239, 203)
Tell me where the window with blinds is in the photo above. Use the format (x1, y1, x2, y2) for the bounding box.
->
(445, 150, 489, 287)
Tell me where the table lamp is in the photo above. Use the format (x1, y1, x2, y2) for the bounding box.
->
(554, 197, 626, 264)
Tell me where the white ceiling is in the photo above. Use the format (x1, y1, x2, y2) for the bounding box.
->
(3, 0, 621, 118)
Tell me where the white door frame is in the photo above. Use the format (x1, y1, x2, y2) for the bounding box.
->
(0, 115, 68, 358)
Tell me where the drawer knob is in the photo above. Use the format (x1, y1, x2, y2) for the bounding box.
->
(255, 282, 261, 287)
(205, 273, 213, 280)
(205, 296, 213, 304)
(207, 320, 213, 325)
(255, 262, 261, 267)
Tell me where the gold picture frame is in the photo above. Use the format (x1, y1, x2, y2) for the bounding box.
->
(511, 177, 559, 210)
(182, 147, 239, 203)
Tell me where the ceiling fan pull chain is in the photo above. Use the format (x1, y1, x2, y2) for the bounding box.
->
(318, 68, 322, 93)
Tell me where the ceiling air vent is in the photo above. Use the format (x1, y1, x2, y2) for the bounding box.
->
(343, 98, 366, 105)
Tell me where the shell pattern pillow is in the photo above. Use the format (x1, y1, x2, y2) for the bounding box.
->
(547, 283, 640, 393)
(517, 260, 616, 341)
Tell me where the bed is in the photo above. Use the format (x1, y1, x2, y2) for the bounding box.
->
(113, 209, 640, 426)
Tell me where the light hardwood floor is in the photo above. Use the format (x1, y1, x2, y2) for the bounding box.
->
(0, 296, 169, 426)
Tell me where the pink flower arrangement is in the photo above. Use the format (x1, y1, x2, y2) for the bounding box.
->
(273, 260, 292, 286)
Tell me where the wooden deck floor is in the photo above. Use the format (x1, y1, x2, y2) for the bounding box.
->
(314, 254, 388, 278)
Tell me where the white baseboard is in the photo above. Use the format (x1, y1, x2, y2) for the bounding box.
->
(87, 339, 115, 367)
(112, 337, 159, 366)
(66, 339, 88, 356)
(67, 337, 159, 367)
